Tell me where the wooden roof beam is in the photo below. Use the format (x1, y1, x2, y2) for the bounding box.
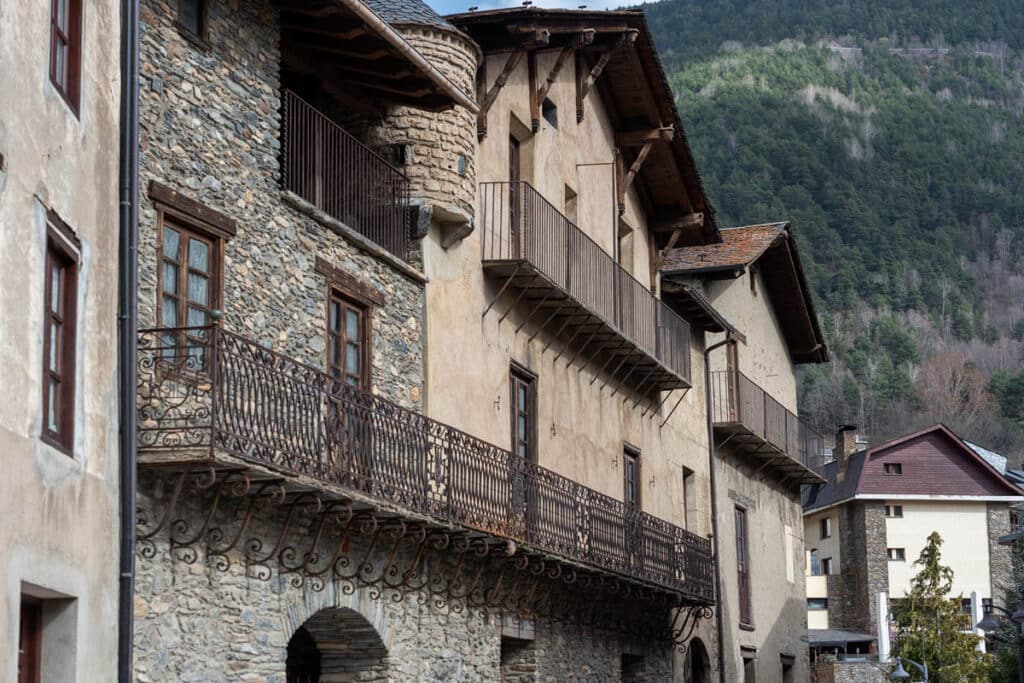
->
(575, 29, 638, 123)
(650, 212, 704, 233)
(508, 23, 629, 35)
(478, 31, 551, 139)
(616, 126, 674, 147)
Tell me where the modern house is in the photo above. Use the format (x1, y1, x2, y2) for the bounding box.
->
(802, 424, 1023, 660)
(0, 0, 124, 680)
(660, 222, 829, 682)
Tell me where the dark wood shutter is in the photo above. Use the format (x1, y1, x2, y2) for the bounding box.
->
(42, 224, 78, 453)
(49, 0, 82, 112)
(736, 506, 753, 626)
(18, 597, 42, 683)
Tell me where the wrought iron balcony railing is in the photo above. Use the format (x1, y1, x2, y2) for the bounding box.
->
(479, 181, 691, 391)
(709, 370, 826, 483)
(137, 326, 714, 603)
(281, 89, 411, 261)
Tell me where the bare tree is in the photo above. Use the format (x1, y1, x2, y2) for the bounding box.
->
(915, 352, 993, 433)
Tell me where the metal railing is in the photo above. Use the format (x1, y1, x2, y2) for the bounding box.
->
(709, 370, 825, 469)
(479, 181, 691, 383)
(137, 326, 715, 602)
(281, 89, 411, 261)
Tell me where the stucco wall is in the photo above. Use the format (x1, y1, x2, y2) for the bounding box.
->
(714, 458, 809, 683)
(0, 0, 122, 679)
(805, 509, 844, 573)
(703, 269, 799, 413)
(421, 45, 710, 534)
(885, 500, 993, 599)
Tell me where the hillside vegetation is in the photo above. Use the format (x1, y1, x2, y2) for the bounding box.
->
(645, 1, 1024, 458)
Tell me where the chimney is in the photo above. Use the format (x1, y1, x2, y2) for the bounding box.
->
(834, 425, 858, 482)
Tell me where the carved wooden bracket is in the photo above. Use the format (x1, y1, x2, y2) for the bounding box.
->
(477, 31, 552, 140)
(575, 29, 638, 123)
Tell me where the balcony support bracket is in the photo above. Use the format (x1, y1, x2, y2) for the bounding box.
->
(482, 264, 524, 318)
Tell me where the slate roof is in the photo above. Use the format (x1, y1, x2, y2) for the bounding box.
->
(802, 451, 867, 511)
(364, 0, 457, 30)
(660, 223, 786, 274)
(807, 629, 876, 645)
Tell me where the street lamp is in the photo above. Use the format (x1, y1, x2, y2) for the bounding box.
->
(890, 656, 928, 681)
(976, 602, 1024, 683)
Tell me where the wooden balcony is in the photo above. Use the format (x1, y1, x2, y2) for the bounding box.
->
(709, 370, 825, 485)
(136, 326, 714, 605)
(280, 90, 411, 261)
(479, 181, 691, 394)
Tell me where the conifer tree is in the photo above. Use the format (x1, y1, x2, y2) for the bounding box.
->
(892, 531, 992, 682)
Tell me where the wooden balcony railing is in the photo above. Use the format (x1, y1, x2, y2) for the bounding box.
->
(281, 89, 411, 261)
(710, 370, 826, 475)
(479, 181, 691, 386)
(137, 326, 714, 603)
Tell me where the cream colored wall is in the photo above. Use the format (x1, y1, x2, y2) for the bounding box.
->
(804, 509, 842, 573)
(885, 500, 993, 599)
(715, 463, 809, 681)
(702, 269, 799, 413)
(0, 0, 122, 680)
(806, 574, 828, 599)
(422, 47, 706, 536)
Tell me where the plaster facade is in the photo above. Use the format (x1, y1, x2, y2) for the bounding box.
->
(0, 0, 122, 679)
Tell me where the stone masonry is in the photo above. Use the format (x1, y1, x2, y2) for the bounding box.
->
(133, 475, 673, 682)
(831, 502, 888, 635)
(989, 502, 1013, 604)
(138, 0, 425, 409)
(813, 660, 888, 683)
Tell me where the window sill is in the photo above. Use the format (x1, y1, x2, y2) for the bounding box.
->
(739, 622, 756, 632)
(176, 24, 212, 52)
(40, 432, 74, 458)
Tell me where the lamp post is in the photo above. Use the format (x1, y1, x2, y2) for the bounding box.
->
(976, 601, 1024, 683)
(890, 656, 928, 681)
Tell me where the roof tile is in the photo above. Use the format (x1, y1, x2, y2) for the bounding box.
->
(661, 222, 786, 273)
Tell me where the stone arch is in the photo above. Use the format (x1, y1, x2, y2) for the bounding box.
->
(685, 638, 711, 683)
(286, 606, 390, 682)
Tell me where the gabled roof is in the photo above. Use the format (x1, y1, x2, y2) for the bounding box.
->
(661, 223, 828, 364)
(803, 424, 1023, 513)
(448, 7, 720, 246)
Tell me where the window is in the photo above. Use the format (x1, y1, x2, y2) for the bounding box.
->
(749, 266, 758, 297)
(623, 446, 641, 507)
(542, 97, 558, 129)
(808, 548, 820, 576)
(819, 517, 832, 539)
(49, 0, 82, 112)
(179, 0, 208, 42)
(883, 463, 903, 476)
(807, 598, 828, 611)
(510, 366, 536, 462)
(885, 504, 904, 518)
(327, 292, 368, 389)
(158, 218, 221, 371)
(736, 506, 753, 627)
(42, 217, 79, 453)
(887, 547, 906, 561)
(564, 185, 578, 225)
(18, 596, 42, 683)
(682, 466, 696, 529)
(821, 557, 833, 575)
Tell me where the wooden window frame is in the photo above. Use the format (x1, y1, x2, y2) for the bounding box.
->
(885, 504, 904, 518)
(18, 595, 43, 683)
(623, 445, 641, 508)
(41, 214, 80, 454)
(820, 517, 831, 539)
(736, 505, 754, 629)
(509, 364, 537, 464)
(821, 557, 833, 575)
(326, 289, 371, 390)
(883, 463, 903, 476)
(177, 0, 210, 46)
(887, 547, 906, 562)
(49, 0, 83, 114)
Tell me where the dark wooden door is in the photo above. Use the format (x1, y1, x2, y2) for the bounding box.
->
(509, 135, 521, 256)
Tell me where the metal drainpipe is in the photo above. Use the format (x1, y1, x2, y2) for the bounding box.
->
(117, 0, 140, 679)
(704, 335, 733, 680)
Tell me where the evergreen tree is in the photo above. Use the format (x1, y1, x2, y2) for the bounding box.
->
(990, 537, 1024, 682)
(892, 532, 992, 681)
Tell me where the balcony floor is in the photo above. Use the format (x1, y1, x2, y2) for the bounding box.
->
(483, 259, 689, 394)
(713, 422, 825, 485)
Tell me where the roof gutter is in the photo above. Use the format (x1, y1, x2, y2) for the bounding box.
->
(339, 0, 479, 113)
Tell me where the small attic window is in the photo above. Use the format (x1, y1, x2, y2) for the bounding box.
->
(542, 98, 558, 129)
(883, 463, 903, 476)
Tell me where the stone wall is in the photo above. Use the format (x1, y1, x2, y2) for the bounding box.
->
(133, 476, 673, 682)
(813, 659, 888, 683)
(138, 0, 425, 408)
(831, 502, 888, 634)
(989, 502, 1013, 602)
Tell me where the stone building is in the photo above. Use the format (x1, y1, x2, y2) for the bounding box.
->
(802, 424, 1023, 660)
(130, 0, 717, 681)
(660, 223, 830, 682)
(0, 0, 124, 680)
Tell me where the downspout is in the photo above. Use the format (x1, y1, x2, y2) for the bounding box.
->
(117, 0, 140, 679)
(704, 335, 733, 680)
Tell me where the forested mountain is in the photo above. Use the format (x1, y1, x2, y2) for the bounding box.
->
(645, 0, 1024, 459)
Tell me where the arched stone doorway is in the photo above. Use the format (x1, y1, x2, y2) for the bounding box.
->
(685, 637, 711, 683)
(286, 607, 389, 683)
